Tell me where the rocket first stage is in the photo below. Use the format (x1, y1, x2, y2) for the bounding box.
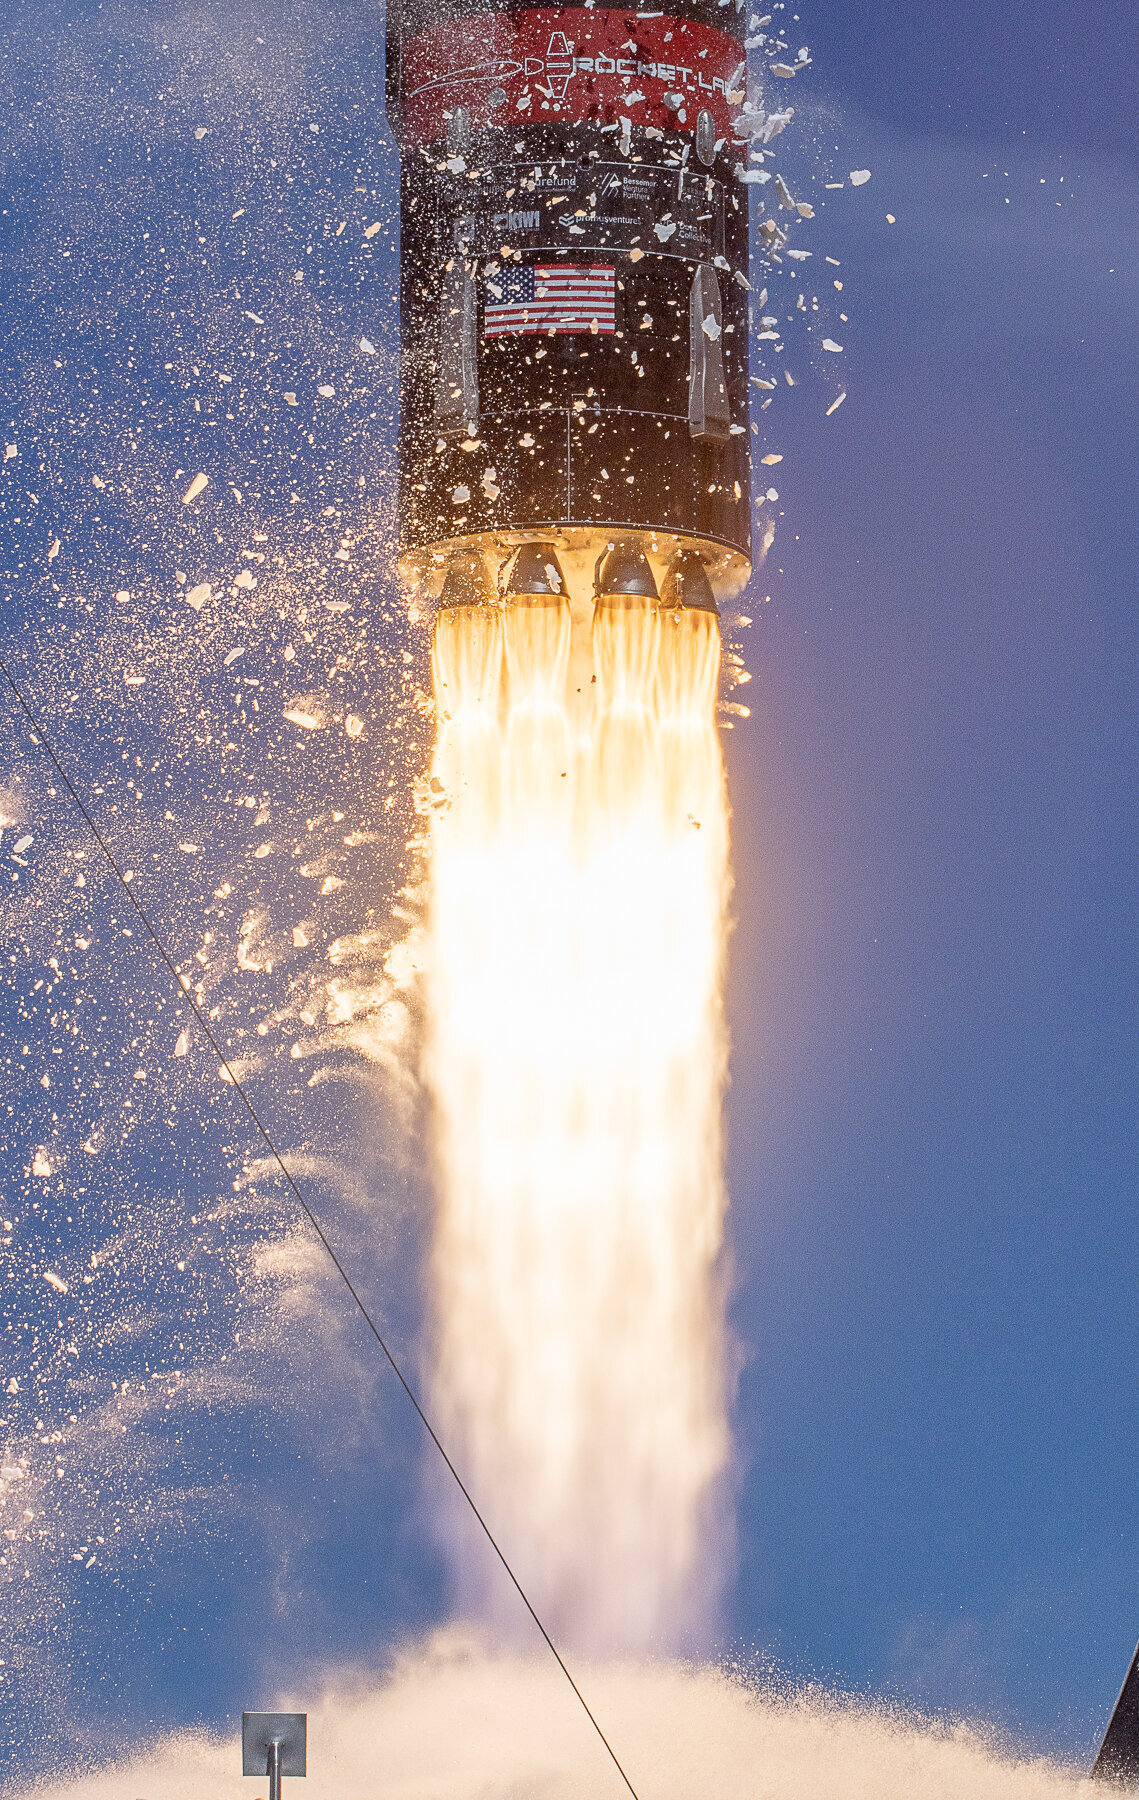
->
(385, 0, 760, 607)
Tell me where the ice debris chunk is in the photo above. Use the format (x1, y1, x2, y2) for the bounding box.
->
(849, 169, 872, 185)
(182, 472, 209, 504)
(283, 704, 325, 730)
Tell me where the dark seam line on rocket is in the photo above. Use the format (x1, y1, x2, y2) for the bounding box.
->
(0, 648, 642, 1800)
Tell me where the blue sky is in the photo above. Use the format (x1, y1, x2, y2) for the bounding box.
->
(0, 0, 1136, 1783)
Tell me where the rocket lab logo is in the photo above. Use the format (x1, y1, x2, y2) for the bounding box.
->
(537, 31, 574, 102)
(406, 30, 577, 106)
(402, 6, 743, 145)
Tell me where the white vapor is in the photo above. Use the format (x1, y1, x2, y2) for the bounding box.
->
(17, 1639, 1091, 1800)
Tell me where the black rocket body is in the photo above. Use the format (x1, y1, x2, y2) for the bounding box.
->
(385, 0, 757, 597)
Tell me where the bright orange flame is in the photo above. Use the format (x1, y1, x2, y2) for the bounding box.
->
(424, 569, 731, 1654)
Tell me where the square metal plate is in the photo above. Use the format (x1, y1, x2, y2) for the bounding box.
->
(242, 1713, 307, 1778)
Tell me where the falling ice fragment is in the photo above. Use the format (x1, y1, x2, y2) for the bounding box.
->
(761, 107, 794, 141)
(185, 582, 211, 610)
(452, 485, 470, 504)
(364, 222, 383, 238)
(701, 314, 722, 341)
(826, 392, 847, 415)
(761, 453, 782, 464)
(317, 384, 335, 397)
(360, 337, 376, 353)
(769, 62, 796, 77)
(822, 337, 843, 352)
(345, 714, 364, 738)
(224, 646, 245, 666)
(849, 169, 871, 185)
(182, 472, 209, 504)
(775, 174, 795, 209)
(284, 392, 298, 406)
(174, 1030, 190, 1057)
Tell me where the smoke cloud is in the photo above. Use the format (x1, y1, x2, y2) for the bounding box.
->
(17, 1641, 1090, 1800)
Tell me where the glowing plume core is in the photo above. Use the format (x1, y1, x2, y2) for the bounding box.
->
(424, 563, 731, 1653)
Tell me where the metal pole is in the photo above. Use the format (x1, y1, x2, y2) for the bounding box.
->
(267, 1739, 282, 1800)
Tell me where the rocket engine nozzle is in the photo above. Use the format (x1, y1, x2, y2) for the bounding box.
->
(503, 542, 567, 604)
(438, 551, 495, 609)
(660, 550, 719, 615)
(593, 541, 659, 608)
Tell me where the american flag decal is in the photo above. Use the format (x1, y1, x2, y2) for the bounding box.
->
(484, 263, 616, 337)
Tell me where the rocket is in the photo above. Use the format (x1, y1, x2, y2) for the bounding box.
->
(384, 0, 756, 612)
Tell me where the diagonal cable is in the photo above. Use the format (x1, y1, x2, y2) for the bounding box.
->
(0, 648, 641, 1800)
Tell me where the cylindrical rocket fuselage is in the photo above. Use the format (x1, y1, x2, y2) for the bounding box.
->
(386, 0, 754, 595)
